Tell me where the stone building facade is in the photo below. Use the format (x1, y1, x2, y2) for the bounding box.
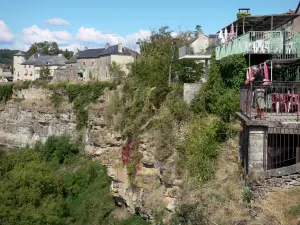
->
(76, 43, 137, 81)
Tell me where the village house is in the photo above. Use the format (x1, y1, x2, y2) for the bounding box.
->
(179, 32, 217, 82)
(13, 51, 66, 81)
(211, 5, 300, 182)
(178, 32, 217, 103)
(76, 43, 138, 81)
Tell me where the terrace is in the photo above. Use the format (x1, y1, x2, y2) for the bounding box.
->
(215, 14, 300, 60)
(240, 81, 300, 121)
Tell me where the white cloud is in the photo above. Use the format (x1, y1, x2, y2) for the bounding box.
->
(61, 43, 81, 52)
(1, 24, 150, 52)
(76, 27, 125, 45)
(76, 27, 150, 48)
(0, 20, 15, 44)
(45, 18, 70, 26)
(23, 25, 72, 45)
(11, 42, 30, 51)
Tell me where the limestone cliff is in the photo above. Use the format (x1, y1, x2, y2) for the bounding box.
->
(0, 86, 180, 222)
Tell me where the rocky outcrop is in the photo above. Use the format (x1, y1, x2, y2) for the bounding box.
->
(0, 87, 182, 221)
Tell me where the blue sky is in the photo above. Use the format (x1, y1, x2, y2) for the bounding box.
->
(0, 0, 298, 51)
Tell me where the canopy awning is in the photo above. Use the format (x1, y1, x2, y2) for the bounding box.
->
(217, 14, 299, 36)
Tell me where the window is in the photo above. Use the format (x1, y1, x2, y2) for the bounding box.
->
(92, 61, 94, 66)
(71, 65, 73, 68)
(83, 62, 86, 66)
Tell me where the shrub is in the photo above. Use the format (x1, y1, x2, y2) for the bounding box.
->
(0, 83, 13, 102)
(177, 117, 230, 182)
(242, 186, 251, 204)
(171, 204, 207, 225)
(36, 136, 79, 164)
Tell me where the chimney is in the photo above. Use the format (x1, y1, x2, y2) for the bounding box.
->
(105, 43, 110, 50)
(118, 43, 123, 53)
(84, 46, 88, 50)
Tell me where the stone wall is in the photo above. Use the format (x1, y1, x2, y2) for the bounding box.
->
(183, 83, 202, 104)
(251, 171, 300, 200)
(53, 69, 79, 82)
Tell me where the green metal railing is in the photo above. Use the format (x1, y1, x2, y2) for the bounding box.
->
(216, 31, 284, 60)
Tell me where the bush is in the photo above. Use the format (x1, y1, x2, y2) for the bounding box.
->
(36, 136, 79, 164)
(242, 186, 251, 204)
(171, 204, 207, 225)
(191, 54, 242, 122)
(0, 136, 136, 225)
(177, 117, 230, 182)
(0, 83, 13, 102)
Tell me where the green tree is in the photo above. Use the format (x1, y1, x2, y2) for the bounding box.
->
(61, 49, 73, 60)
(39, 66, 51, 78)
(27, 41, 60, 56)
(193, 25, 203, 37)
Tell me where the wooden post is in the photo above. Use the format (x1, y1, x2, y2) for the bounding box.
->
(243, 17, 245, 34)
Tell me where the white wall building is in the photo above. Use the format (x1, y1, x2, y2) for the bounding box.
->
(13, 52, 66, 81)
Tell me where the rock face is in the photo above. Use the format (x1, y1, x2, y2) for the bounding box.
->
(0, 87, 181, 220)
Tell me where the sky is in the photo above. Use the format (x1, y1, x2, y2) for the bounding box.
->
(0, 0, 299, 51)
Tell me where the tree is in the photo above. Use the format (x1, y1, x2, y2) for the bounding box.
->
(61, 49, 73, 60)
(132, 26, 202, 87)
(194, 25, 203, 37)
(27, 41, 60, 56)
(49, 42, 60, 55)
(39, 66, 51, 78)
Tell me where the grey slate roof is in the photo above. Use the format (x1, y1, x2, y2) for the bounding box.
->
(22, 54, 67, 66)
(14, 51, 25, 56)
(77, 45, 138, 59)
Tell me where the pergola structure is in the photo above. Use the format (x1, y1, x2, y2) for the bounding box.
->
(217, 14, 299, 37)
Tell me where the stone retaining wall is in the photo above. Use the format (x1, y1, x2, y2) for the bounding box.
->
(53, 69, 79, 82)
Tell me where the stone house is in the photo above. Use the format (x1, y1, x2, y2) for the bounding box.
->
(76, 43, 138, 81)
(13, 52, 66, 81)
(290, 2, 300, 32)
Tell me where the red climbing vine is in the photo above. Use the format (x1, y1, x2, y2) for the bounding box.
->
(121, 137, 138, 164)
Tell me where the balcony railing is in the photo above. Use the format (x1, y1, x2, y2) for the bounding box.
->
(216, 31, 300, 60)
(240, 81, 300, 121)
(179, 45, 212, 59)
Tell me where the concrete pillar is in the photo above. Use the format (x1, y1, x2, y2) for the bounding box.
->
(204, 59, 209, 81)
(248, 126, 267, 173)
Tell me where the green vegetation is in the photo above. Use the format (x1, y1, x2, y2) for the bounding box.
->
(242, 186, 251, 204)
(237, 12, 251, 19)
(65, 82, 116, 129)
(0, 83, 13, 102)
(177, 117, 232, 182)
(109, 61, 126, 84)
(171, 204, 206, 225)
(191, 54, 245, 122)
(39, 66, 51, 78)
(0, 49, 18, 69)
(0, 136, 148, 225)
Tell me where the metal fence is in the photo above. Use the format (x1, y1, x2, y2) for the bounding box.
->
(267, 126, 300, 170)
(216, 30, 300, 60)
(240, 82, 300, 121)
